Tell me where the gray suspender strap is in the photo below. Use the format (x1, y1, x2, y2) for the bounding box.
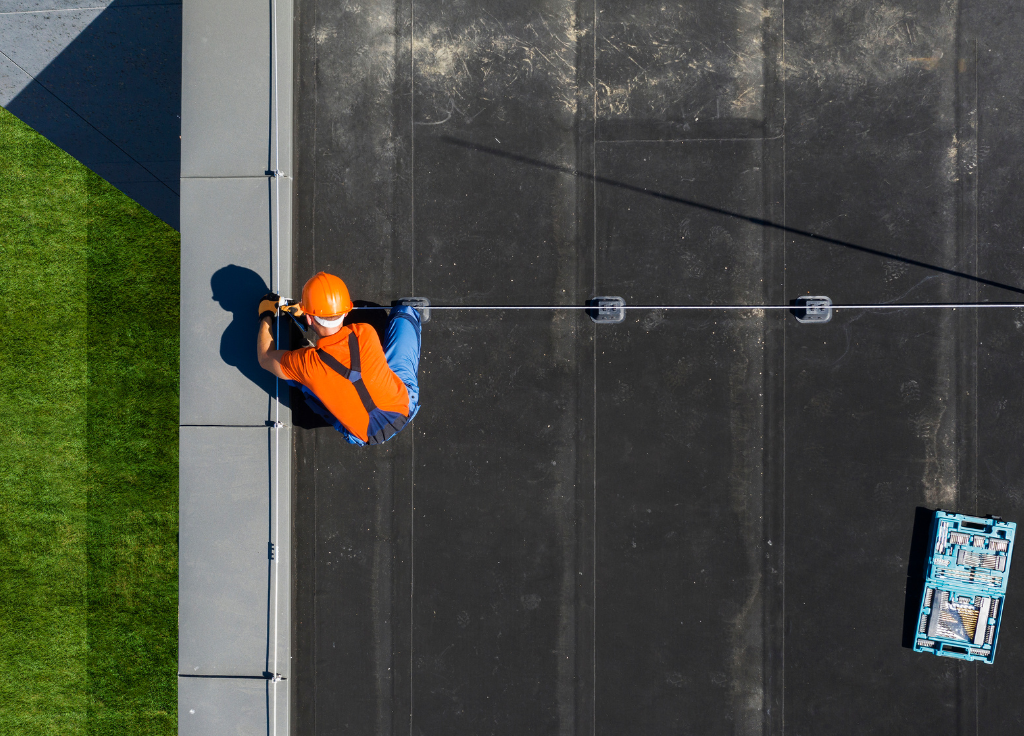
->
(317, 333, 376, 414)
(316, 332, 411, 444)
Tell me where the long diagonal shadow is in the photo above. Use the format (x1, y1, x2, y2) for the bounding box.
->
(440, 136, 1024, 297)
(4, 2, 181, 229)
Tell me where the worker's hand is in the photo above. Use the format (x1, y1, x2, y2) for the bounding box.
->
(258, 292, 282, 321)
(280, 300, 305, 319)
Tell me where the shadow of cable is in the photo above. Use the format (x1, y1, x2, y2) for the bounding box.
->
(439, 134, 1024, 298)
(3, 0, 181, 228)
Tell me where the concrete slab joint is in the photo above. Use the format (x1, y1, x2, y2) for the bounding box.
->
(179, 0, 293, 733)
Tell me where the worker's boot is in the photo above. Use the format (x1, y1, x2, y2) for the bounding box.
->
(393, 297, 430, 323)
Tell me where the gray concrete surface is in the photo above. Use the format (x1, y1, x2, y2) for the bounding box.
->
(179, 175, 292, 427)
(181, 0, 269, 178)
(178, 0, 293, 732)
(178, 675, 288, 736)
(179, 426, 290, 678)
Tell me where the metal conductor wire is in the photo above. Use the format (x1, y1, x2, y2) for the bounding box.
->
(270, 0, 282, 733)
(346, 302, 1024, 311)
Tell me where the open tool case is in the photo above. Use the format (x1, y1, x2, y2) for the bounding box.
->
(914, 511, 1016, 663)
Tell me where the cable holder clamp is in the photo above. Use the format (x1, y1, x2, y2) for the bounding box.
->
(794, 295, 832, 324)
(587, 296, 626, 324)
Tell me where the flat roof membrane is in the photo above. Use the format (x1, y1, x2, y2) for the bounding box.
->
(290, 0, 1024, 731)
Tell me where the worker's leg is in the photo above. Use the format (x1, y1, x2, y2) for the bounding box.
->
(384, 305, 421, 412)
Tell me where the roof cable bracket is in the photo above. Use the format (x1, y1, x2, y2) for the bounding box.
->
(587, 296, 626, 324)
(793, 295, 832, 324)
(393, 297, 431, 323)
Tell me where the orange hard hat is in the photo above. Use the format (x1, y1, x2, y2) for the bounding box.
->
(300, 272, 353, 317)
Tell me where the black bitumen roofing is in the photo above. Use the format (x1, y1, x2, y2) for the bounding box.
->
(290, 0, 1024, 732)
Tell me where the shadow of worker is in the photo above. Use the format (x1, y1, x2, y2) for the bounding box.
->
(211, 264, 292, 411)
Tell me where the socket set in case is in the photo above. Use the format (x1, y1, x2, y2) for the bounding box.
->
(914, 511, 1015, 664)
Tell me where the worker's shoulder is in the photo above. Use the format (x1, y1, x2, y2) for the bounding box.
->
(281, 344, 315, 365)
(277, 344, 314, 380)
(288, 344, 315, 357)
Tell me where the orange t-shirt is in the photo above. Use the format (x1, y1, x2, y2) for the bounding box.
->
(280, 324, 410, 442)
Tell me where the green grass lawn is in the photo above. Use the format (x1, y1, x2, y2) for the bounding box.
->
(0, 106, 178, 735)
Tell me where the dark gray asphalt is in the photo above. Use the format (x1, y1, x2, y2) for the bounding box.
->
(291, 0, 1024, 732)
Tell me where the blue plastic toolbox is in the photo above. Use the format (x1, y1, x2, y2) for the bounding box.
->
(914, 511, 1015, 663)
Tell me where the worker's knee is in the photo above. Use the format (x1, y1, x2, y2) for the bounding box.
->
(389, 304, 421, 329)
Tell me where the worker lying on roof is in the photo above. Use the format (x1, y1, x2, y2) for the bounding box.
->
(257, 272, 421, 445)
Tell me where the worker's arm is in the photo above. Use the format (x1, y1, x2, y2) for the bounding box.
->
(257, 315, 291, 379)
